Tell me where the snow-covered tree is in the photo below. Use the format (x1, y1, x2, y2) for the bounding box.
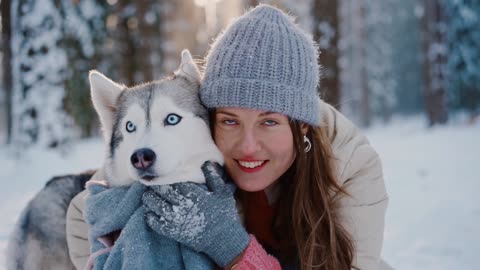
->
(10, 0, 75, 148)
(444, 0, 480, 117)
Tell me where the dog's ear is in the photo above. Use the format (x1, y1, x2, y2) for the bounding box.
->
(174, 49, 201, 84)
(89, 70, 124, 137)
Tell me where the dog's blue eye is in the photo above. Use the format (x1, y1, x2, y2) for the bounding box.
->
(165, 113, 182, 126)
(126, 121, 136, 132)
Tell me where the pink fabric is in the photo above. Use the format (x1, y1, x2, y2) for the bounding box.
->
(84, 245, 112, 270)
(231, 235, 282, 270)
(83, 236, 114, 270)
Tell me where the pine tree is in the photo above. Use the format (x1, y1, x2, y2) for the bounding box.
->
(11, 0, 75, 148)
(444, 0, 480, 118)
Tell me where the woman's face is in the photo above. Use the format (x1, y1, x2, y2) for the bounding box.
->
(213, 107, 297, 192)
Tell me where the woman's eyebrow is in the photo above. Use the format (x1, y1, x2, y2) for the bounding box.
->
(216, 111, 237, 117)
(216, 111, 278, 117)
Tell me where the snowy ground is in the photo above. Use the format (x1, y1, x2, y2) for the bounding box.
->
(368, 117, 480, 270)
(0, 116, 478, 269)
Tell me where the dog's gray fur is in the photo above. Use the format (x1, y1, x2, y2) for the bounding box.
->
(6, 171, 94, 270)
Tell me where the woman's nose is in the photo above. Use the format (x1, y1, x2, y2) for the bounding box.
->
(237, 129, 261, 155)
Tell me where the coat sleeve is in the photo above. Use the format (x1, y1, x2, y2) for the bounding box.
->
(321, 102, 389, 270)
(66, 189, 90, 270)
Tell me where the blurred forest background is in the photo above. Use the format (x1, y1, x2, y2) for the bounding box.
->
(0, 0, 478, 149)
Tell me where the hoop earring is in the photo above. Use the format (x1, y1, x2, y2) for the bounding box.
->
(304, 135, 311, 153)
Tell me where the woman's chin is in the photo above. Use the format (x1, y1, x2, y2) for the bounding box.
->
(233, 176, 273, 192)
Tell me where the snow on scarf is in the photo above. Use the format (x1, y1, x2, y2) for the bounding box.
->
(83, 180, 214, 270)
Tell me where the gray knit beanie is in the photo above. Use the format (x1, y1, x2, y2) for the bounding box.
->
(200, 4, 321, 126)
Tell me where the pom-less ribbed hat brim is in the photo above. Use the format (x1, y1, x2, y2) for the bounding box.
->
(201, 78, 321, 126)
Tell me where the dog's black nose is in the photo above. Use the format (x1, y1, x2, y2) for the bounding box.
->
(131, 148, 156, 170)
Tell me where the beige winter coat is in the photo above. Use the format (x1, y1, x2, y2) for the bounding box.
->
(65, 100, 390, 270)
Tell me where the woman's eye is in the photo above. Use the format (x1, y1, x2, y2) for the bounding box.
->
(223, 119, 237, 125)
(126, 121, 136, 133)
(165, 113, 182, 126)
(264, 120, 278, 126)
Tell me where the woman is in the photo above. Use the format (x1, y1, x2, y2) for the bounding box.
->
(142, 4, 389, 270)
(67, 4, 389, 270)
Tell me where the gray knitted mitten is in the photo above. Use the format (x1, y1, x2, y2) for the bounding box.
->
(143, 161, 250, 267)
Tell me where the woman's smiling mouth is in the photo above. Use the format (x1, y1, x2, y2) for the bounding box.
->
(236, 159, 268, 172)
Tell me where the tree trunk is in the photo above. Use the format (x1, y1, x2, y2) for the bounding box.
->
(312, 0, 341, 109)
(111, 1, 137, 85)
(244, 0, 259, 7)
(357, 1, 370, 127)
(1, 0, 12, 144)
(113, 0, 165, 82)
(132, 0, 159, 82)
(422, 0, 448, 126)
(338, 0, 370, 127)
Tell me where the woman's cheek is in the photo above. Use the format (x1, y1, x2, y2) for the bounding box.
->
(213, 129, 229, 154)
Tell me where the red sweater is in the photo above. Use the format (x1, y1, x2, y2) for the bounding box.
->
(243, 190, 279, 249)
(230, 190, 282, 270)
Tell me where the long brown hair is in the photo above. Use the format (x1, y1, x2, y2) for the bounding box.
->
(290, 120, 355, 269)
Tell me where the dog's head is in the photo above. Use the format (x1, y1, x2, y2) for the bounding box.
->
(90, 50, 223, 186)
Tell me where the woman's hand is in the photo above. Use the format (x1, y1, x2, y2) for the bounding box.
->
(142, 161, 250, 267)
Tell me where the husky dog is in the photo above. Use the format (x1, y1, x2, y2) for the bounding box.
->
(7, 49, 223, 269)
